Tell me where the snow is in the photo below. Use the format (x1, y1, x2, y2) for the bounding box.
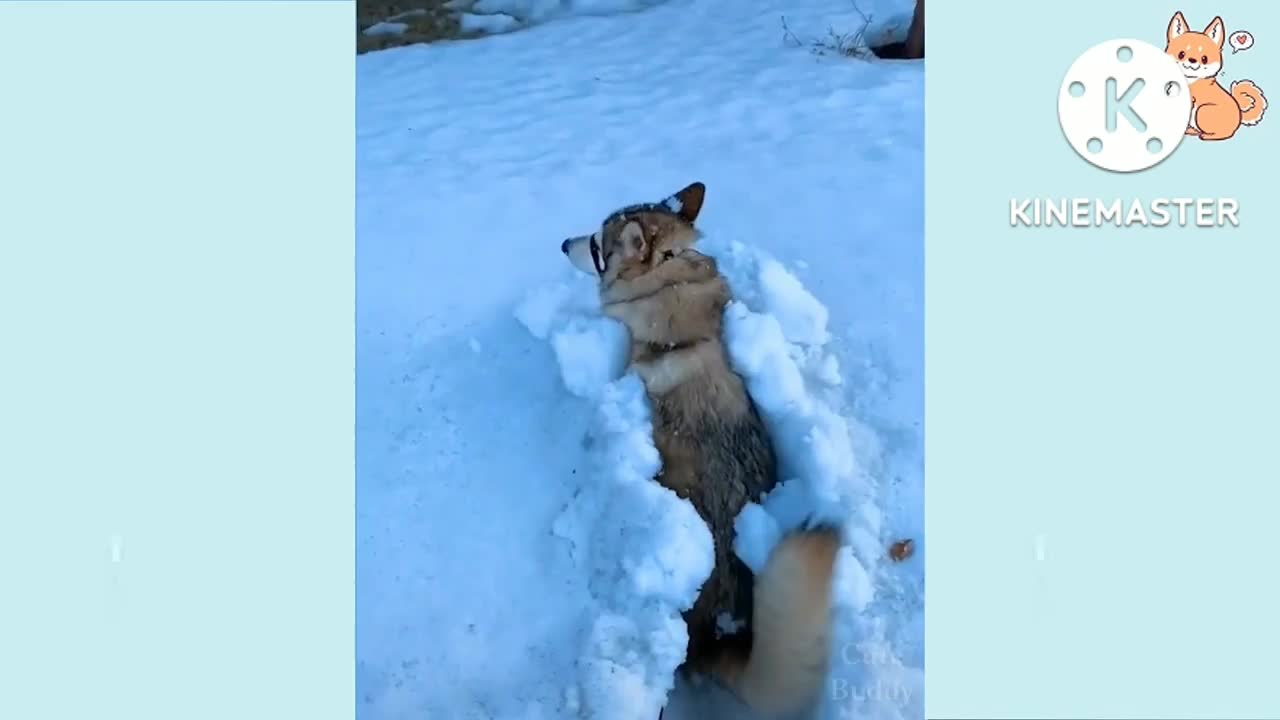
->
(357, 0, 922, 718)
(546, 371, 711, 719)
(460, 12, 522, 36)
(364, 21, 410, 37)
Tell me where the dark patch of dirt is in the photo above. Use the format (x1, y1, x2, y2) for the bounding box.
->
(357, 0, 479, 54)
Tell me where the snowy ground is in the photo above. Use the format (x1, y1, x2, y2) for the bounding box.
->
(356, 1, 923, 718)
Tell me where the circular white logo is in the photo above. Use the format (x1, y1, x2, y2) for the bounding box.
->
(1058, 38, 1192, 172)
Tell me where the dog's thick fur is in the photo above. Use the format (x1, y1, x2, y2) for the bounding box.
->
(560, 182, 841, 716)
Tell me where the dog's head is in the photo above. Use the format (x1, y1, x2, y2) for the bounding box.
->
(560, 182, 706, 283)
(1166, 12, 1226, 81)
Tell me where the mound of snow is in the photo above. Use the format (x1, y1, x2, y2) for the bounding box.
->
(518, 284, 712, 719)
(515, 235, 922, 718)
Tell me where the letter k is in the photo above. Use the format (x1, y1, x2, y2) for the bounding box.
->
(1106, 77, 1147, 132)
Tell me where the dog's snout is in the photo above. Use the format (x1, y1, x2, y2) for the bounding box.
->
(561, 239, 571, 254)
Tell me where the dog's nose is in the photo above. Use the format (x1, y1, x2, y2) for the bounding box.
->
(560, 239, 571, 254)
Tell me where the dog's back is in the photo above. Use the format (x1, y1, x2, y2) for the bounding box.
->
(643, 292, 777, 674)
(602, 249, 776, 670)
(659, 383, 776, 674)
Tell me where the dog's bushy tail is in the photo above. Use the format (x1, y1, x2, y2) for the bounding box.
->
(1231, 79, 1267, 126)
(714, 526, 841, 716)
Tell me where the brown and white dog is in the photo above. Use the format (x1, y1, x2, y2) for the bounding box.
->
(561, 182, 840, 717)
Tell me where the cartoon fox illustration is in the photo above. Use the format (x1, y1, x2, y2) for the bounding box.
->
(1166, 11, 1267, 141)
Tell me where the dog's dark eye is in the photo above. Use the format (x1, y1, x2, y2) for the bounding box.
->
(1178, 51, 1185, 59)
(1201, 55, 1208, 64)
(589, 237, 605, 274)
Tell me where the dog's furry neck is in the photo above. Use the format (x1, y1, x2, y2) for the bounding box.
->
(601, 249, 733, 397)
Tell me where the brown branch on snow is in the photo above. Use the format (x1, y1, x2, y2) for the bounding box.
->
(781, 0, 922, 61)
(779, 2, 875, 59)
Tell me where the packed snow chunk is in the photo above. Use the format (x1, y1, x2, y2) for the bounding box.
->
(591, 376, 662, 476)
(578, 612, 688, 720)
(362, 21, 408, 36)
(733, 502, 782, 574)
(550, 317, 629, 400)
(854, 499, 884, 542)
(460, 11, 522, 35)
(789, 342, 843, 387)
(847, 522, 886, 570)
(582, 485, 712, 607)
(723, 302, 810, 414)
(756, 257, 830, 345)
(754, 477, 826, 531)
(515, 279, 604, 339)
(834, 546, 875, 612)
(702, 239, 765, 309)
(799, 406, 860, 504)
(516, 281, 629, 400)
(716, 612, 745, 637)
(519, 297, 709, 717)
(470, 0, 561, 22)
(514, 282, 575, 340)
(814, 351, 842, 386)
(623, 489, 715, 606)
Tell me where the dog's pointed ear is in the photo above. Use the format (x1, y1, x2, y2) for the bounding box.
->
(1205, 16, 1226, 48)
(619, 220, 649, 260)
(663, 182, 705, 224)
(1168, 11, 1189, 43)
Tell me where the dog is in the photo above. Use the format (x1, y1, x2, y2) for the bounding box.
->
(560, 182, 841, 716)
(1165, 11, 1266, 141)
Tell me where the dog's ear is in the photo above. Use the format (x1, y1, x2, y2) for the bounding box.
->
(664, 182, 705, 224)
(1168, 11, 1189, 43)
(1204, 16, 1226, 48)
(618, 220, 649, 260)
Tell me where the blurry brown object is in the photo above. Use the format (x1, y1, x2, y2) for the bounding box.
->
(871, 0, 924, 60)
(888, 538, 915, 562)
